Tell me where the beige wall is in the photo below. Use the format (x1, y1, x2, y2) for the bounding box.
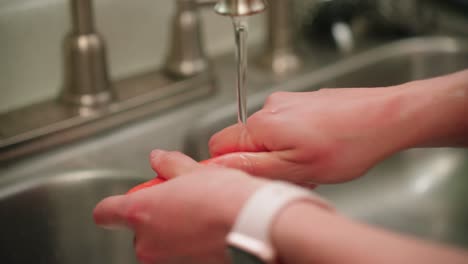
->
(0, 0, 264, 112)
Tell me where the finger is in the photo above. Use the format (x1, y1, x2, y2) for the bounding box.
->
(204, 154, 318, 188)
(262, 91, 297, 109)
(206, 152, 307, 183)
(93, 195, 130, 229)
(209, 123, 263, 157)
(149, 150, 200, 179)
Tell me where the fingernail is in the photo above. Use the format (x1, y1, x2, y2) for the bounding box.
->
(150, 149, 163, 160)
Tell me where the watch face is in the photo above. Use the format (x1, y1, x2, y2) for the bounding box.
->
(228, 246, 266, 264)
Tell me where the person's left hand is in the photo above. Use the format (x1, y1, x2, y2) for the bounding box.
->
(93, 150, 267, 264)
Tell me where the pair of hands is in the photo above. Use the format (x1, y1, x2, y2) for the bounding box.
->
(94, 85, 412, 263)
(94, 151, 266, 264)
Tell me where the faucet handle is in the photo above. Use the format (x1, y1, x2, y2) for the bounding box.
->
(257, 0, 302, 75)
(60, 0, 115, 112)
(164, 0, 210, 78)
(214, 0, 267, 16)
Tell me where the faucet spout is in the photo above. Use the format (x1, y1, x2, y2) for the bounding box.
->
(214, 0, 267, 16)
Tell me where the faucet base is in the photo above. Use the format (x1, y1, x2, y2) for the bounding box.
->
(0, 71, 216, 162)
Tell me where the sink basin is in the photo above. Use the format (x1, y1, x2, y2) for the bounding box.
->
(186, 37, 468, 248)
(317, 148, 468, 248)
(0, 170, 146, 264)
(0, 37, 466, 264)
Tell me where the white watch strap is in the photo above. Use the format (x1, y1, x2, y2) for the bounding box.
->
(227, 181, 333, 263)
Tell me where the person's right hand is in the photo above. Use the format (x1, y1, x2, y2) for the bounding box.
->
(208, 86, 414, 185)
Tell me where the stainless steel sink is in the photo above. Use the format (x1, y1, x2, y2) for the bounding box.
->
(186, 37, 468, 249)
(0, 36, 467, 264)
(318, 148, 468, 248)
(0, 170, 146, 264)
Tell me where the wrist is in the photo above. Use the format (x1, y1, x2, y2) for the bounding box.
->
(358, 85, 421, 157)
(271, 200, 335, 264)
(213, 172, 268, 235)
(393, 71, 468, 148)
(226, 181, 333, 263)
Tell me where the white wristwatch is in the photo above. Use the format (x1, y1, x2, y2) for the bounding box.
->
(226, 181, 333, 264)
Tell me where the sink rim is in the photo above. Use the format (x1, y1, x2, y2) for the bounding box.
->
(0, 169, 149, 199)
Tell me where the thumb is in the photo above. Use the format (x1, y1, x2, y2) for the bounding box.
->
(206, 152, 318, 189)
(93, 195, 130, 229)
(209, 123, 264, 157)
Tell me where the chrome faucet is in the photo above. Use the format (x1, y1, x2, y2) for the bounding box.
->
(214, 0, 268, 124)
(216, 0, 302, 75)
(0, 0, 300, 162)
(214, 0, 267, 16)
(165, 0, 301, 77)
(165, 0, 268, 78)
